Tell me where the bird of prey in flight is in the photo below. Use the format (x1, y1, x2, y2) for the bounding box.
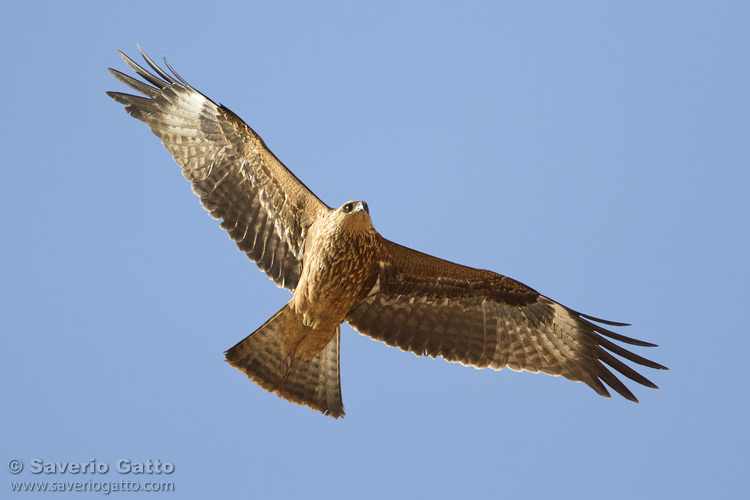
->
(107, 47, 666, 418)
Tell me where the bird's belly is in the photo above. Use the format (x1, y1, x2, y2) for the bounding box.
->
(293, 248, 373, 330)
(280, 260, 369, 361)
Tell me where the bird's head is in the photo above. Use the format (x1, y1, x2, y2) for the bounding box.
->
(340, 200, 369, 215)
(333, 200, 373, 233)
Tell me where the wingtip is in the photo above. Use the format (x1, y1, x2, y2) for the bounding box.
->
(105, 91, 129, 105)
(136, 44, 161, 65)
(106, 67, 123, 79)
(578, 312, 631, 327)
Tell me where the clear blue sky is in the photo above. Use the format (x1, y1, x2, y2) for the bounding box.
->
(2, 1, 748, 499)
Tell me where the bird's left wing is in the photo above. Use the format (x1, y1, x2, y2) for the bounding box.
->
(107, 48, 330, 290)
(346, 237, 667, 401)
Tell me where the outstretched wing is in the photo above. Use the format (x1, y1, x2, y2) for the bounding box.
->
(107, 48, 329, 290)
(347, 237, 667, 402)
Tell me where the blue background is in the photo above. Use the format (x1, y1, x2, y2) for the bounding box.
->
(2, 1, 748, 498)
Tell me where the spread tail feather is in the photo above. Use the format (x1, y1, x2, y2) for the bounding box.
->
(225, 304, 344, 418)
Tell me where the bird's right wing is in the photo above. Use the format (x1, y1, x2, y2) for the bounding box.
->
(107, 48, 330, 290)
(347, 237, 666, 402)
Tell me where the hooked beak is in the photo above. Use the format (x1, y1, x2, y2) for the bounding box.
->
(354, 201, 369, 214)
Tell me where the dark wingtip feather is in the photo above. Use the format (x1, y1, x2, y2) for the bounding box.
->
(597, 364, 640, 402)
(587, 375, 612, 399)
(576, 311, 663, 348)
(591, 322, 657, 347)
(105, 91, 132, 105)
(107, 68, 159, 97)
(599, 331, 657, 348)
(578, 312, 631, 327)
(137, 45, 178, 85)
(597, 347, 660, 389)
(597, 336, 668, 370)
(116, 48, 169, 89)
(565, 305, 666, 401)
(163, 56, 192, 88)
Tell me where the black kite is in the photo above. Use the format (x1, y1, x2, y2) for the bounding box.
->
(107, 48, 666, 418)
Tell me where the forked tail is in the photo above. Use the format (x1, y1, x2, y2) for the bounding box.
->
(225, 303, 344, 418)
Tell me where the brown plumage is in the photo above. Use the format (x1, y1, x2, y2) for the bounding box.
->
(108, 47, 667, 418)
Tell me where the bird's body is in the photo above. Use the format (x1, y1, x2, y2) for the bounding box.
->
(296, 203, 377, 331)
(285, 202, 378, 359)
(108, 48, 666, 418)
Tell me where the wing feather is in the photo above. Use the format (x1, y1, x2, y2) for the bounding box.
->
(107, 48, 330, 290)
(347, 237, 667, 401)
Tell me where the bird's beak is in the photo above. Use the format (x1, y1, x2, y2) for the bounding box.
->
(355, 201, 369, 214)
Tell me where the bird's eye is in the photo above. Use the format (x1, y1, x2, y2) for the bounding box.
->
(343, 203, 353, 213)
